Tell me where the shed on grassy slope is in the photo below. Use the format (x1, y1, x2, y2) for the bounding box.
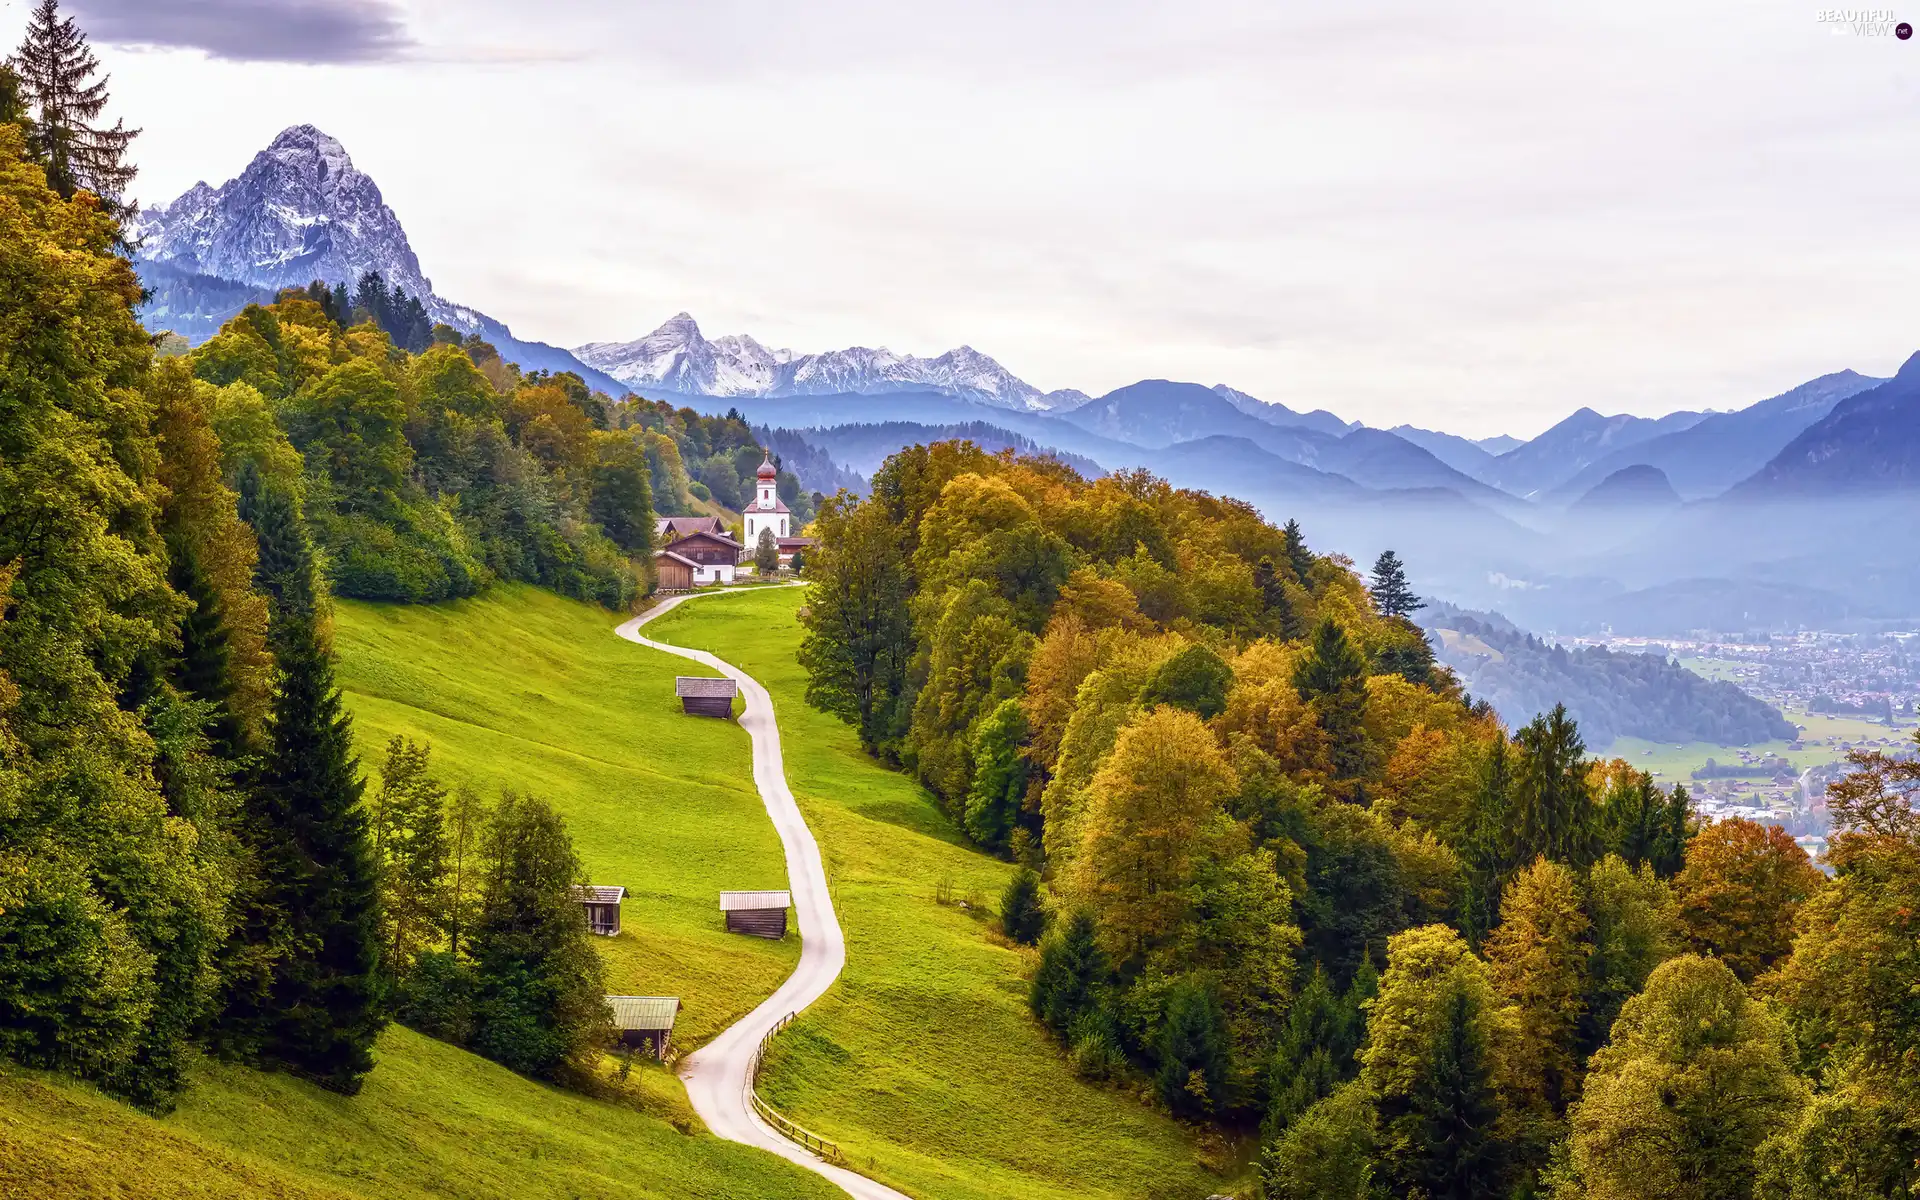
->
(719, 890, 791, 939)
(572, 884, 626, 936)
(676, 675, 737, 718)
(607, 995, 680, 1059)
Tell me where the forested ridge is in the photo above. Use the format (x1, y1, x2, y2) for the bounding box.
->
(798, 441, 1920, 1198)
(1425, 605, 1797, 747)
(0, 0, 735, 1124)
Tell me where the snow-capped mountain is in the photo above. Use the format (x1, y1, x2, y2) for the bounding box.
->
(131, 125, 445, 312)
(574, 313, 1084, 411)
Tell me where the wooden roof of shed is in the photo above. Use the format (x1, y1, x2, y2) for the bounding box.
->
(676, 676, 738, 698)
(719, 890, 792, 911)
(571, 885, 626, 904)
(607, 995, 679, 1031)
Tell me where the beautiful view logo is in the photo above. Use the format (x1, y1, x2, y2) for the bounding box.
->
(1817, 7, 1912, 35)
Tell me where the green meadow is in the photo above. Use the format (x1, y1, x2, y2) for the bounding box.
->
(0, 1026, 838, 1200)
(648, 587, 1243, 1200)
(1, 584, 843, 1199)
(333, 584, 795, 1048)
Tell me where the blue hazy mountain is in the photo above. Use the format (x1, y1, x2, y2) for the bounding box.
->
(1570, 464, 1683, 513)
(1549, 370, 1883, 502)
(1734, 353, 1920, 496)
(1478, 407, 1710, 498)
(1389, 425, 1501, 476)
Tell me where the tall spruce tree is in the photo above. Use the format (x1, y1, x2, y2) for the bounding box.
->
(10, 0, 137, 214)
(1459, 739, 1519, 947)
(1157, 979, 1232, 1117)
(1030, 910, 1108, 1036)
(1293, 617, 1373, 799)
(1265, 964, 1365, 1136)
(1254, 554, 1301, 638)
(372, 737, 450, 985)
(1369, 549, 1423, 619)
(1512, 704, 1595, 868)
(166, 544, 245, 761)
(1282, 519, 1313, 585)
(1402, 980, 1504, 1199)
(467, 792, 609, 1078)
(234, 471, 385, 1093)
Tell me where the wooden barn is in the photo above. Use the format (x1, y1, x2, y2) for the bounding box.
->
(653, 549, 698, 592)
(676, 675, 737, 718)
(607, 995, 680, 1060)
(719, 890, 792, 939)
(572, 884, 626, 936)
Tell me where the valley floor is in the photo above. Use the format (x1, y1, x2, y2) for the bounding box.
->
(648, 588, 1245, 1200)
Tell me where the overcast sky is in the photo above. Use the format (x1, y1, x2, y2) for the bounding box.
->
(20, 0, 1920, 435)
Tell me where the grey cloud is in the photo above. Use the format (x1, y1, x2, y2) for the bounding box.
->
(72, 0, 413, 64)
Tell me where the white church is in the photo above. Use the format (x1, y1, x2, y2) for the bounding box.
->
(737, 452, 815, 571)
(742, 452, 792, 545)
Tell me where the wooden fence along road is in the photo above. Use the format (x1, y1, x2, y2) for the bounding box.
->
(616, 590, 910, 1200)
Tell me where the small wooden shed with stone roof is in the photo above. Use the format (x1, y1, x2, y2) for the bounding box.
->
(675, 675, 737, 718)
(719, 890, 792, 939)
(571, 884, 626, 936)
(607, 995, 680, 1059)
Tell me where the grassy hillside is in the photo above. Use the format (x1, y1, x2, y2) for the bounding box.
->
(2, 584, 846, 1199)
(0, 1027, 838, 1200)
(649, 588, 1244, 1200)
(333, 584, 794, 1047)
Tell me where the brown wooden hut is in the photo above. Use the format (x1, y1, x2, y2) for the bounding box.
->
(719, 890, 791, 938)
(572, 884, 626, 936)
(607, 995, 680, 1059)
(676, 675, 737, 718)
(653, 549, 697, 592)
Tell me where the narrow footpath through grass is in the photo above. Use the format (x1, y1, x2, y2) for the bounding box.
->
(648, 587, 1243, 1200)
(333, 583, 795, 1048)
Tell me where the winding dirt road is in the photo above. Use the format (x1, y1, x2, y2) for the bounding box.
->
(617, 591, 910, 1200)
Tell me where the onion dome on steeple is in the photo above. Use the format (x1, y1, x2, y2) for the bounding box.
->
(757, 451, 778, 480)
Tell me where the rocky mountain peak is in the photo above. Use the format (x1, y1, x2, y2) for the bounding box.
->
(132, 124, 437, 312)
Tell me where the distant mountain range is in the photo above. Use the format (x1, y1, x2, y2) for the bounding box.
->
(573, 312, 1087, 412)
(129, 124, 1920, 635)
(1734, 354, 1920, 497)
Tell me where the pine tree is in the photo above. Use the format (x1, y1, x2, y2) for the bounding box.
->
(1402, 981, 1504, 1200)
(468, 792, 610, 1078)
(754, 525, 780, 575)
(1030, 911, 1108, 1035)
(167, 544, 244, 761)
(1266, 965, 1360, 1135)
(999, 867, 1048, 945)
(232, 471, 385, 1093)
(10, 0, 137, 214)
(373, 737, 450, 983)
(1254, 555, 1301, 638)
(1293, 617, 1373, 799)
(1283, 519, 1313, 585)
(1512, 704, 1595, 867)
(353, 270, 390, 330)
(1459, 740, 1519, 947)
(1651, 783, 1692, 878)
(1369, 549, 1423, 618)
(1157, 979, 1232, 1116)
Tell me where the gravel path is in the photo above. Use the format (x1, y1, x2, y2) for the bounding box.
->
(617, 590, 910, 1200)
